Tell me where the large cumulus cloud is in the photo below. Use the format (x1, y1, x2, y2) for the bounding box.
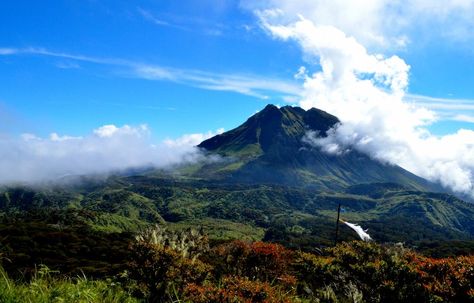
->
(256, 6, 474, 197)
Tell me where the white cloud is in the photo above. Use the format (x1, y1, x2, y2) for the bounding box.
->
(164, 128, 224, 148)
(92, 124, 149, 138)
(258, 9, 474, 197)
(93, 124, 121, 138)
(243, 0, 474, 48)
(49, 133, 82, 142)
(0, 125, 220, 184)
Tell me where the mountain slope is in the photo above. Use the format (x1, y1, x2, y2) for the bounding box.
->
(196, 104, 434, 191)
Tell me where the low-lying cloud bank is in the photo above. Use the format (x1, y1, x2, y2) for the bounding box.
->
(257, 7, 474, 197)
(0, 125, 223, 184)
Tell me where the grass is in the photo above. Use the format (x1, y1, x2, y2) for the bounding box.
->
(0, 265, 139, 303)
(87, 213, 150, 233)
(215, 161, 245, 173)
(167, 218, 265, 241)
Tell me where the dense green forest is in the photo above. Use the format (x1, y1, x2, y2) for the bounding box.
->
(1, 176, 473, 253)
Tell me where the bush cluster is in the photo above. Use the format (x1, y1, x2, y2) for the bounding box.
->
(125, 231, 474, 303)
(1, 226, 473, 302)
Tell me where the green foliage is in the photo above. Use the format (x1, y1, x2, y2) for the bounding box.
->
(168, 219, 265, 242)
(0, 265, 138, 303)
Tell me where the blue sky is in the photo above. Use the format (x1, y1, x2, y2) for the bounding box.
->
(1, 0, 474, 196)
(0, 0, 302, 139)
(1, 0, 473, 140)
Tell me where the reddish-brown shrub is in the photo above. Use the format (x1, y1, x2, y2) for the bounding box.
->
(184, 276, 295, 303)
(212, 240, 294, 283)
(408, 253, 474, 302)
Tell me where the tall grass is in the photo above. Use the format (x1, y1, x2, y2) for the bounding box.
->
(0, 265, 139, 303)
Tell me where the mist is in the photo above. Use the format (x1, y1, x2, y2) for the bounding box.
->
(0, 124, 223, 185)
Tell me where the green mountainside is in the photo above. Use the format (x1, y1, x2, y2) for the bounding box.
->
(1, 176, 473, 255)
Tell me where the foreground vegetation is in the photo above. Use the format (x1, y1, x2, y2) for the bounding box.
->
(0, 265, 138, 303)
(1, 225, 473, 303)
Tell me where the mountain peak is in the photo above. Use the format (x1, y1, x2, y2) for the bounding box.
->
(198, 104, 339, 156)
(262, 104, 280, 111)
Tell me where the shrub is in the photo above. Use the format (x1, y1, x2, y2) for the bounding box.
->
(184, 276, 295, 303)
(408, 253, 474, 302)
(294, 241, 429, 302)
(134, 225, 209, 261)
(128, 226, 211, 302)
(212, 240, 294, 283)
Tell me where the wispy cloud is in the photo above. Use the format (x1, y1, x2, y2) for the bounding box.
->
(405, 94, 474, 119)
(55, 61, 81, 69)
(136, 7, 225, 36)
(137, 7, 188, 31)
(134, 65, 301, 99)
(137, 7, 170, 26)
(407, 94, 474, 107)
(414, 103, 474, 111)
(0, 47, 130, 65)
(0, 46, 300, 100)
(0, 48, 17, 55)
(452, 114, 474, 123)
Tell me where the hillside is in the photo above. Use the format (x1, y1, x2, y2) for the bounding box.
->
(1, 177, 473, 254)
